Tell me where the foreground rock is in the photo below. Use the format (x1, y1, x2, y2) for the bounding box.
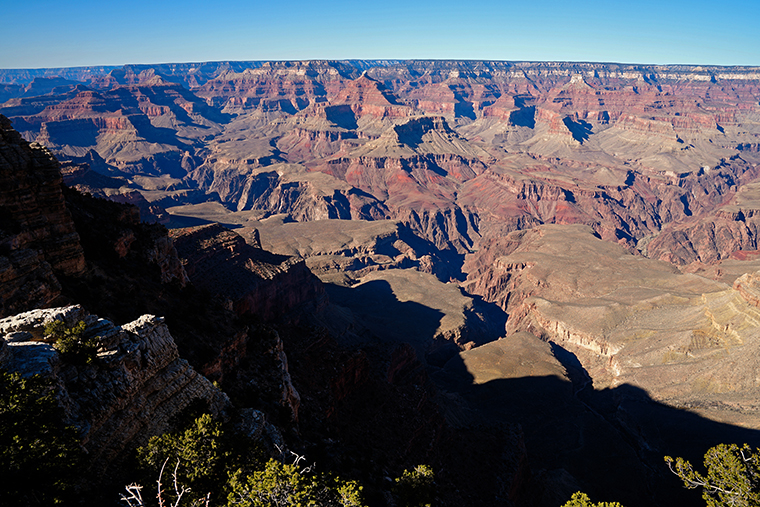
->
(0, 305, 230, 475)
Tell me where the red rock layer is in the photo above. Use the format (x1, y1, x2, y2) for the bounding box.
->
(329, 75, 411, 119)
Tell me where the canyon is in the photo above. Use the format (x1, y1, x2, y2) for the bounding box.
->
(2, 59, 760, 505)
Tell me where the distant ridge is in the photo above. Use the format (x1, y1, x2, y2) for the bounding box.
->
(0, 65, 121, 84)
(3, 60, 760, 86)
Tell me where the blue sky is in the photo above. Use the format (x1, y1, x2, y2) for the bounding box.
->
(3, 0, 759, 68)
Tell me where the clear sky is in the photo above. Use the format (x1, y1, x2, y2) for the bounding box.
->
(3, 0, 759, 69)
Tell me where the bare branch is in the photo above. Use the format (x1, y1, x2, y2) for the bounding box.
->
(290, 450, 306, 467)
(170, 458, 193, 507)
(120, 484, 145, 507)
(158, 457, 171, 507)
(275, 444, 285, 463)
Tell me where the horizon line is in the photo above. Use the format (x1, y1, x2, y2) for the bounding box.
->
(3, 58, 760, 72)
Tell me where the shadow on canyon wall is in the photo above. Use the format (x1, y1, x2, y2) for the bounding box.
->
(325, 279, 760, 505)
(436, 351, 760, 507)
(325, 279, 507, 365)
(326, 280, 446, 348)
(282, 270, 760, 506)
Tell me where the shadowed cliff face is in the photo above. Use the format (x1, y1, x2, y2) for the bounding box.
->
(0, 115, 85, 316)
(279, 282, 528, 507)
(313, 280, 760, 506)
(170, 223, 324, 321)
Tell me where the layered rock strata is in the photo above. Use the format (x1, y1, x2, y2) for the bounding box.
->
(5, 61, 760, 267)
(243, 215, 459, 284)
(458, 224, 760, 504)
(0, 114, 85, 316)
(0, 305, 230, 474)
(465, 224, 760, 426)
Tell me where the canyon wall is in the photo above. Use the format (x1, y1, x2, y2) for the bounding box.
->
(5, 60, 760, 265)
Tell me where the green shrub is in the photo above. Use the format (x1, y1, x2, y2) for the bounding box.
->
(45, 320, 99, 365)
(227, 459, 365, 507)
(665, 443, 760, 507)
(393, 464, 435, 507)
(561, 491, 625, 507)
(138, 413, 230, 503)
(0, 369, 83, 505)
(135, 413, 364, 507)
(227, 459, 315, 507)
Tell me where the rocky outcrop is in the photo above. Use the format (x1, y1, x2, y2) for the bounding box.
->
(0, 114, 187, 311)
(733, 271, 760, 308)
(0, 305, 230, 474)
(246, 216, 463, 283)
(188, 164, 390, 221)
(170, 223, 323, 320)
(194, 61, 357, 113)
(645, 170, 760, 265)
(394, 205, 479, 254)
(459, 224, 760, 504)
(465, 225, 760, 407)
(329, 74, 411, 119)
(276, 127, 355, 163)
(0, 116, 85, 275)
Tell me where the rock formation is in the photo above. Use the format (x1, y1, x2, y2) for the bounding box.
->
(0, 114, 85, 316)
(465, 224, 760, 431)
(4, 60, 760, 267)
(0, 305, 229, 474)
(170, 223, 323, 320)
(242, 215, 459, 283)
